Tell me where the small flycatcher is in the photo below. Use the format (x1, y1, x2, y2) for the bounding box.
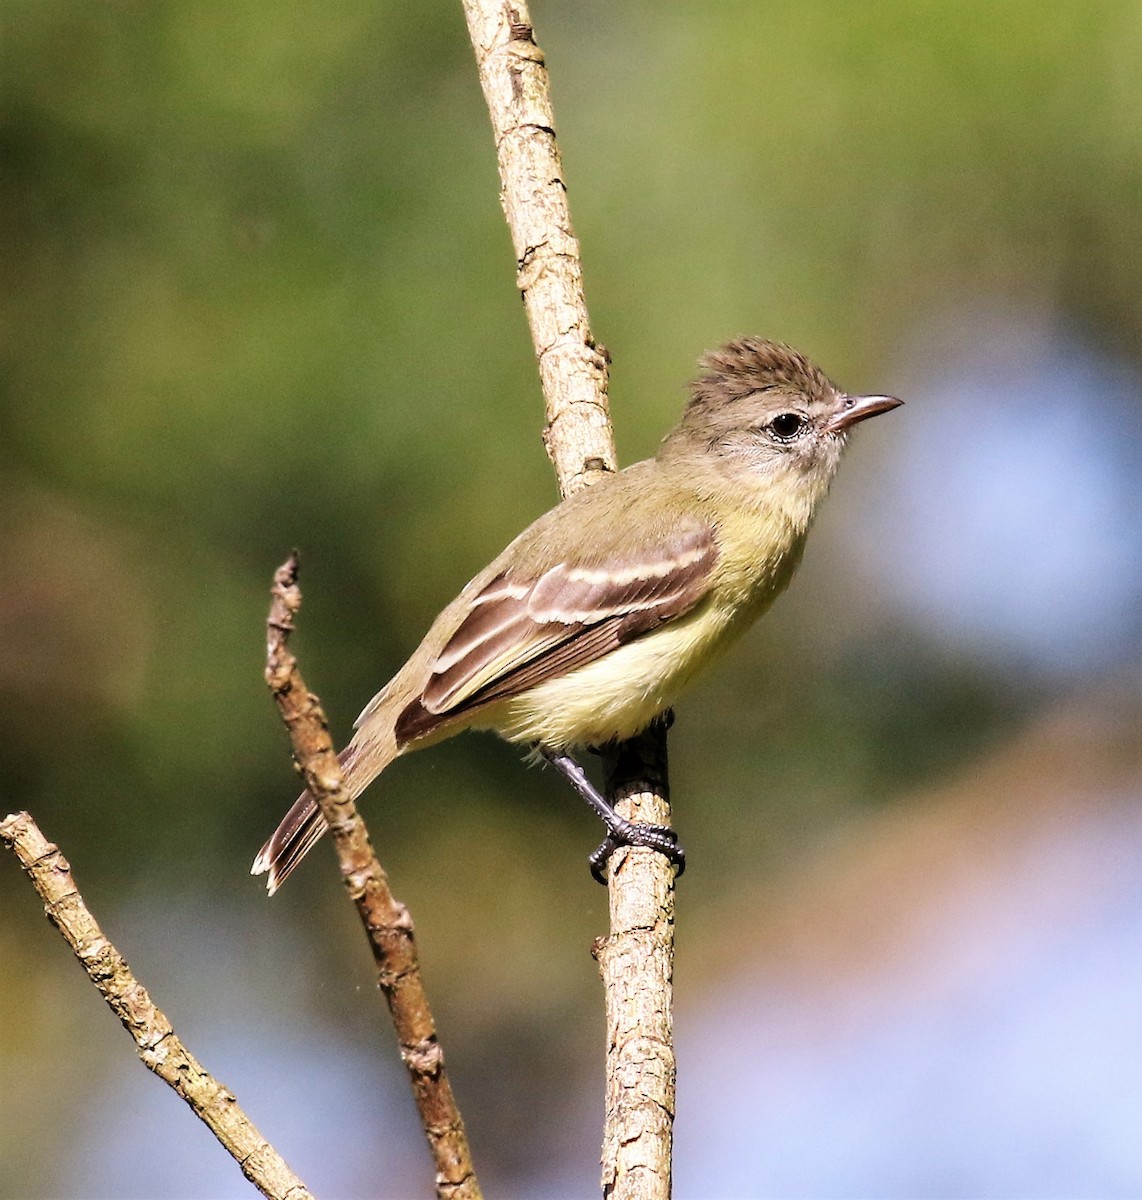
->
(254, 338, 901, 892)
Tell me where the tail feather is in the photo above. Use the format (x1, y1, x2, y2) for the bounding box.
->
(251, 793, 327, 895)
(252, 730, 398, 894)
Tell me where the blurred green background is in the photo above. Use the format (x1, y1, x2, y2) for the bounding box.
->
(2, 2, 1141, 1197)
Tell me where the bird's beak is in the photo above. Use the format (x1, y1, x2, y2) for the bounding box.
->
(824, 393, 904, 434)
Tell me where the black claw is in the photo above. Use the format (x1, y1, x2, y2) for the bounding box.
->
(589, 836, 618, 885)
(537, 747, 686, 886)
(588, 822, 687, 885)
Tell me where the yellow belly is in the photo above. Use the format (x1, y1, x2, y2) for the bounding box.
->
(475, 595, 755, 750)
(471, 507, 808, 751)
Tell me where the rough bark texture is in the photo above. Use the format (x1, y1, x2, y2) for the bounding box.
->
(596, 727, 676, 1200)
(461, 0, 616, 493)
(461, 4, 676, 1196)
(265, 555, 480, 1200)
(0, 811, 312, 1200)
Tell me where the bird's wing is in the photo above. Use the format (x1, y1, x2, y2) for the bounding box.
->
(393, 521, 717, 744)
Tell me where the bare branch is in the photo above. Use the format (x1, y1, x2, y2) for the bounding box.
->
(460, 0, 615, 493)
(596, 729, 676, 1200)
(265, 553, 480, 1200)
(460, 4, 676, 1196)
(0, 810, 312, 1200)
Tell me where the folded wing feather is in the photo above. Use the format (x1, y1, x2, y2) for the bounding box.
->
(394, 523, 717, 745)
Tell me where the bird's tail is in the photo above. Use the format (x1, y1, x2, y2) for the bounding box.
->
(252, 729, 398, 895)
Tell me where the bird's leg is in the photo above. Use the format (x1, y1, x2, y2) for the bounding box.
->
(539, 747, 686, 884)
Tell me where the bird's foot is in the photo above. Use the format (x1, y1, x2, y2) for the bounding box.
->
(537, 746, 686, 885)
(589, 820, 686, 885)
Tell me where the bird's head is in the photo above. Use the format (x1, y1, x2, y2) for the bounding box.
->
(660, 338, 902, 506)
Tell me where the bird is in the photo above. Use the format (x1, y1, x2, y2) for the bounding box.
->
(253, 337, 902, 893)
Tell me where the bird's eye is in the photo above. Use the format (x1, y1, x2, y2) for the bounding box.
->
(768, 412, 806, 440)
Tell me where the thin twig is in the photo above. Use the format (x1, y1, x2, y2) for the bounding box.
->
(265, 553, 480, 1200)
(460, 4, 676, 1196)
(0, 811, 312, 1200)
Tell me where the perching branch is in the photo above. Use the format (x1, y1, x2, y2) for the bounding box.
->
(460, 0, 616, 493)
(460, 4, 676, 1197)
(0, 811, 312, 1200)
(596, 727, 677, 1200)
(264, 554, 480, 1200)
